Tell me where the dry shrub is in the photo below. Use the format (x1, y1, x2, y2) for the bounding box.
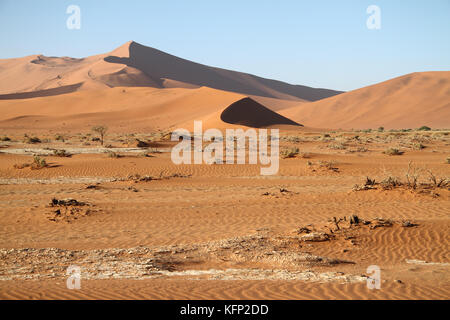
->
(327, 142, 346, 150)
(411, 142, 426, 150)
(31, 156, 48, 169)
(15, 156, 48, 170)
(107, 151, 122, 158)
(405, 162, 421, 189)
(354, 163, 448, 193)
(53, 149, 71, 157)
(24, 135, 41, 144)
(281, 147, 299, 159)
(318, 160, 339, 172)
(380, 176, 402, 190)
(427, 170, 449, 188)
(383, 147, 404, 156)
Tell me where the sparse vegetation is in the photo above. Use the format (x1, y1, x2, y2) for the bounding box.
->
(353, 163, 448, 195)
(365, 176, 376, 186)
(417, 126, 431, 131)
(52, 149, 71, 157)
(280, 147, 299, 159)
(316, 160, 339, 172)
(356, 147, 368, 153)
(54, 135, 65, 142)
(24, 134, 41, 144)
(138, 151, 155, 158)
(405, 162, 421, 189)
(427, 170, 449, 188)
(380, 176, 403, 190)
(14, 156, 48, 170)
(51, 198, 87, 207)
(281, 136, 301, 143)
(126, 172, 191, 183)
(31, 156, 48, 169)
(383, 147, 404, 156)
(107, 151, 122, 158)
(0, 136, 11, 142)
(411, 142, 426, 150)
(91, 126, 108, 146)
(47, 198, 93, 222)
(327, 142, 346, 150)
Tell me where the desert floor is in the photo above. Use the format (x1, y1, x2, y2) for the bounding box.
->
(0, 129, 449, 299)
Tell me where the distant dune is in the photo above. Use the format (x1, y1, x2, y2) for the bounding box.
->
(0, 41, 342, 102)
(281, 72, 450, 130)
(0, 83, 83, 100)
(0, 86, 301, 132)
(0, 40, 317, 132)
(0, 41, 448, 131)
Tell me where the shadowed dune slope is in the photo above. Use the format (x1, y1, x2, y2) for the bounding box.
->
(0, 41, 342, 101)
(281, 71, 450, 130)
(220, 97, 302, 128)
(104, 41, 343, 101)
(0, 83, 83, 100)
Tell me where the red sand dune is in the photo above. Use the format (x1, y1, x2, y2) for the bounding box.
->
(0, 42, 448, 131)
(281, 72, 450, 130)
(0, 41, 341, 102)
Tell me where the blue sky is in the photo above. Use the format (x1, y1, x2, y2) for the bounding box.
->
(0, 0, 449, 91)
